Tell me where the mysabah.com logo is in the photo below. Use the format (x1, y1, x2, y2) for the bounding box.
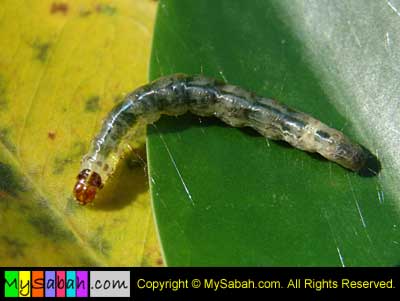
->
(3, 270, 130, 297)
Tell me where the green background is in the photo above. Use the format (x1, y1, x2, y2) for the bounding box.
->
(147, 0, 400, 266)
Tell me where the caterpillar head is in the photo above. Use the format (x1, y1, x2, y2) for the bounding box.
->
(73, 169, 103, 205)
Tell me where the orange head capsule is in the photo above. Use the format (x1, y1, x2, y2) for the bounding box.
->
(73, 169, 103, 205)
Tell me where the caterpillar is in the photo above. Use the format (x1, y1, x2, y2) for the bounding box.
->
(73, 74, 370, 205)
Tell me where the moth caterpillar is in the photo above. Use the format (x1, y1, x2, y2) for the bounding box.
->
(74, 74, 369, 204)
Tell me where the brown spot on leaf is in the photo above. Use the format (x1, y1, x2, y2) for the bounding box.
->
(50, 2, 69, 15)
(156, 258, 164, 266)
(48, 131, 56, 140)
(85, 95, 100, 112)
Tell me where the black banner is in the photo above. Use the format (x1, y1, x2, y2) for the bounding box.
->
(0, 267, 399, 299)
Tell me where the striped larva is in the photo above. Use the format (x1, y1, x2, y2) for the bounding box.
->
(74, 74, 370, 204)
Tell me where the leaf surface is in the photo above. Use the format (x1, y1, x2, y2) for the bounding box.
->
(0, 0, 162, 266)
(148, 0, 400, 266)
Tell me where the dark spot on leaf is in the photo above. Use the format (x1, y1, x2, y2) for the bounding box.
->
(79, 9, 92, 17)
(96, 3, 117, 15)
(53, 156, 73, 174)
(0, 162, 24, 197)
(48, 131, 56, 140)
(89, 226, 112, 257)
(0, 235, 27, 258)
(50, 2, 69, 15)
(140, 254, 163, 267)
(32, 41, 51, 63)
(156, 258, 164, 266)
(0, 128, 16, 153)
(85, 95, 101, 112)
(79, 255, 101, 266)
(52, 142, 86, 174)
(28, 214, 76, 243)
(0, 75, 8, 111)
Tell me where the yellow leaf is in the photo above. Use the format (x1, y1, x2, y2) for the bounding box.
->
(0, 0, 162, 266)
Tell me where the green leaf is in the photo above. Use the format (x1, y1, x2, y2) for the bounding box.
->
(148, 0, 400, 266)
